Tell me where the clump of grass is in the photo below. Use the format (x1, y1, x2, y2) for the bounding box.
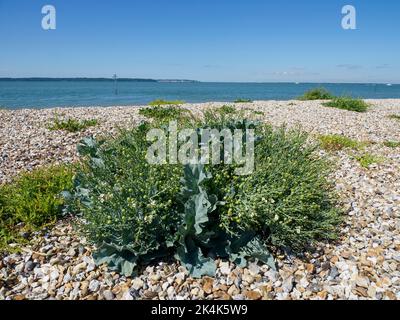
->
(384, 141, 400, 148)
(234, 98, 253, 103)
(253, 110, 264, 115)
(148, 99, 185, 106)
(389, 114, 400, 121)
(48, 117, 98, 133)
(218, 105, 237, 115)
(139, 105, 190, 123)
(298, 88, 334, 101)
(202, 105, 239, 123)
(323, 97, 369, 113)
(319, 134, 362, 151)
(0, 165, 74, 250)
(355, 153, 384, 168)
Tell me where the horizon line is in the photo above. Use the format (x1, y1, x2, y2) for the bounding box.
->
(0, 77, 398, 85)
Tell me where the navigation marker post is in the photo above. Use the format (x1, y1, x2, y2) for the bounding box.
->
(113, 74, 118, 95)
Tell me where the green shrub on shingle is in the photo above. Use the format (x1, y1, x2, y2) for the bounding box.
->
(65, 112, 341, 276)
(323, 97, 369, 113)
(0, 165, 74, 250)
(298, 88, 334, 101)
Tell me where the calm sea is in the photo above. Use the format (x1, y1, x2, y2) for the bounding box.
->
(1, 80, 400, 109)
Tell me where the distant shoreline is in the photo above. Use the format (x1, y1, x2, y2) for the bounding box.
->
(0, 78, 199, 83)
(0, 78, 399, 85)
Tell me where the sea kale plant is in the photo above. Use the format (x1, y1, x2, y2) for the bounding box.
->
(66, 109, 341, 277)
(64, 124, 183, 276)
(219, 126, 342, 250)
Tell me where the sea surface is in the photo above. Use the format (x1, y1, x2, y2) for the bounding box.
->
(1, 80, 400, 109)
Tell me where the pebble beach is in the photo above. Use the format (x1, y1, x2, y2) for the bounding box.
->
(1, 99, 400, 300)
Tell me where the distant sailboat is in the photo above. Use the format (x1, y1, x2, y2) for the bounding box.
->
(386, 83, 392, 86)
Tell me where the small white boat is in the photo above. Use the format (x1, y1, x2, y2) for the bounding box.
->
(386, 83, 392, 86)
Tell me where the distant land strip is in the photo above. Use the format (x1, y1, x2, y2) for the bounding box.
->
(0, 78, 199, 83)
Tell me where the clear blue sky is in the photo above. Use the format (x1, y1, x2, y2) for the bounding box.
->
(0, 0, 399, 83)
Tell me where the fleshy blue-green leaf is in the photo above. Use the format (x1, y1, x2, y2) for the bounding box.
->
(93, 242, 138, 277)
(77, 137, 98, 157)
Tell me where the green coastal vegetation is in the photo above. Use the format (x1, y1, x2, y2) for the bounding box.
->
(0, 166, 74, 249)
(384, 141, 400, 148)
(1, 106, 342, 277)
(253, 110, 265, 115)
(48, 117, 98, 133)
(389, 114, 400, 121)
(318, 135, 363, 151)
(217, 105, 237, 115)
(355, 153, 385, 168)
(323, 97, 369, 113)
(318, 134, 384, 169)
(298, 88, 334, 101)
(298, 88, 370, 113)
(139, 105, 190, 122)
(234, 98, 253, 103)
(148, 99, 185, 106)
